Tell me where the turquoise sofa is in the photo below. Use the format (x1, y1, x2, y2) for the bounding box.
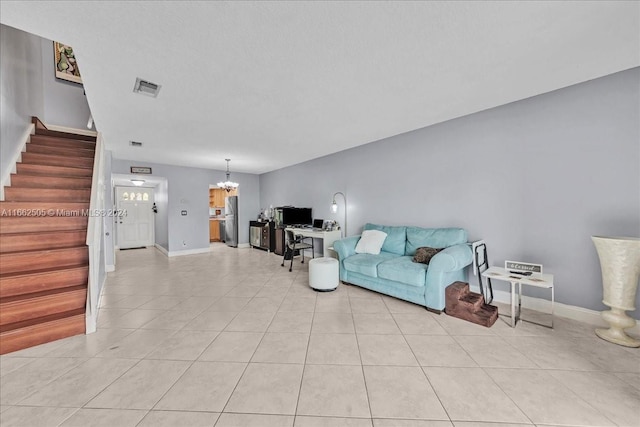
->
(333, 223, 473, 312)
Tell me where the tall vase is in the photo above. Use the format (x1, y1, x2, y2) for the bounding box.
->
(591, 236, 640, 347)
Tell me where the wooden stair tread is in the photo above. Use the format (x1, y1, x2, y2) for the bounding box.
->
(0, 201, 89, 210)
(27, 143, 95, 159)
(1, 229, 87, 238)
(0, 286, 87, 327)
(0, 230, 87, 254)
(0, 263, 89, 279)
(20, 152, 93, 169)
(0, 216, 89, 235)
(9, 174, 92, 189)
(0, 310, 85, 356)
(4, 187, 91, 202)
(16, 164, 93, 177)
(0, 265, 88, 298)
(0, 308, 84, 334)
(0, 246, 88, 275)
(0, 245, 88, 258)
(30, 134, 96, 149)
(35, 128, 96, 141)
(1, 284, 87, 304)
(32, 118, 96, 142)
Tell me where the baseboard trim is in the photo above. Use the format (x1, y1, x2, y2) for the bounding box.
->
(0, 123, 34, 201)
(105, 265, 115, 273)
(168, 247, 211, 257)
(154, 244, 169, 256)
(156, 245, 210, 257)
(86, 273, 107, 335)
(470, 283, 640, 335)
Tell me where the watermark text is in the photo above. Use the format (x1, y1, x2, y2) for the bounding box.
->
(1, 209, 127, 217)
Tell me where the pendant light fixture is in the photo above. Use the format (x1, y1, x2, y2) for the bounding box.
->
(217, 159, 239, 192)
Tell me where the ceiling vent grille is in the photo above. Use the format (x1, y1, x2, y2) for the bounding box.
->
(133, 78, 161, 97)
(130, 141, 143, 147)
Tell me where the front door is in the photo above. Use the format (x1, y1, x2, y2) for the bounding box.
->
(115, 186, 155, 249)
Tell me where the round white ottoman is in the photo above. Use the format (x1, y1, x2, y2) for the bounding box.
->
(309, 257, 339, 292)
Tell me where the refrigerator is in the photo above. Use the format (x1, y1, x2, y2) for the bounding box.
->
(224, 196, 238, 247)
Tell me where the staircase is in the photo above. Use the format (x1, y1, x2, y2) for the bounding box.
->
(0, 118, 96, 354)
(445, 281, 498, 327)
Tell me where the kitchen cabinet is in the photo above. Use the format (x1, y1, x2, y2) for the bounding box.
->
(210, 219, 220, 242)
(209, 188, 237, 208)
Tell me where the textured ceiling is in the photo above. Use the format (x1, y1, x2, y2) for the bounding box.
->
(1, 1, 638, 174)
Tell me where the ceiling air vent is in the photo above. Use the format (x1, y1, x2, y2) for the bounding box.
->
(133, 78, 161, 97)
(130, 141, 143, 147)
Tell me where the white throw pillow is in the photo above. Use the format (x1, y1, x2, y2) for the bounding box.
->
(355, 230, 388, 255)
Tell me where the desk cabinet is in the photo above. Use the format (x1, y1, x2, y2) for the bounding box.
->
(249, 221, 274, 252)
(275, 228, 285, 256)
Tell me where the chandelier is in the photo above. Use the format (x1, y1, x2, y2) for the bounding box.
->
(217, 159, 239, 192)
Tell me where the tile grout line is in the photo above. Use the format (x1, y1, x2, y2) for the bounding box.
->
(217, 270, 291, 417)
(390, 305, 455, 425)
(349, 291, 375, 421)
(292, 296, 318, 424)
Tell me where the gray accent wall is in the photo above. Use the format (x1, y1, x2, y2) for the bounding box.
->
(40, 39, 92, 129)
(111, 159, 260, 252)
(0, 24, 45, 178)
(260, 68, 640, 316)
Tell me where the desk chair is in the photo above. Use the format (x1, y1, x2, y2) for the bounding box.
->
(281, 229, 315, 272)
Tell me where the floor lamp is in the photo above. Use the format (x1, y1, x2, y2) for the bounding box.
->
(331, 192, 347, 237)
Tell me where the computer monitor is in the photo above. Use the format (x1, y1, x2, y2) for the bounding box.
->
(313, 219, 324, 229)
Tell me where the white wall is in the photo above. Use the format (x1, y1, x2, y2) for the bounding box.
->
(111, 159, 260, 252)
(40, 38, 92, 129)
(103, 150, 115, 269)
(260, 68, 640, 317)
(0, 24, 45, 179)
(154, 178, 170, 251)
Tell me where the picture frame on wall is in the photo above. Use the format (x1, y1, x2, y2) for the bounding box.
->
(53, 42, 82, 84)
(130, 166, 152, 174)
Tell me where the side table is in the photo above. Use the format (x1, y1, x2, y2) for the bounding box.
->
(481, 266, 554, 328)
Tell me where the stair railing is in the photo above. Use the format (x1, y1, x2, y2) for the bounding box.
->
(85, 132, 105, 333)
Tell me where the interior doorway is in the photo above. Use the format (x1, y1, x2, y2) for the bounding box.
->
(115, 186, 155, 249)
(209, 186, 238, 245)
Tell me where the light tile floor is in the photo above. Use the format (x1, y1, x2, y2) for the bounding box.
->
(1, 245, 639, 427)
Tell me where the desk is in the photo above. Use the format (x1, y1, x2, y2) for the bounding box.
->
(481, 266, 554, 328)
(285, 228, 342, 258)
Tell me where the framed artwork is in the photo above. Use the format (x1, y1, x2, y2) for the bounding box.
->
(54, 42, 82, 84)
